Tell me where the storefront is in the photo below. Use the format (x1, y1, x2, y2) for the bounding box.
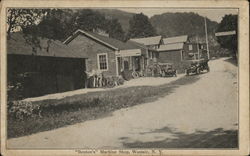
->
(115, 49, 144, 75)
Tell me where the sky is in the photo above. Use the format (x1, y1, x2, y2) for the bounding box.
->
(118, 8, 238, 23)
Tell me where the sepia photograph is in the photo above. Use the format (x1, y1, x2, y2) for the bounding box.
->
(0, 0, 249, 155)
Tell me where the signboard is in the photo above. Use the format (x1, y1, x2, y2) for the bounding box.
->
(215, 30, 236, 37)
(116, 49, 141, 57)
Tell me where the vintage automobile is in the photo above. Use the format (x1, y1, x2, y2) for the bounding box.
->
(185, 59, 210, 76)
(159, 63, 177, 77)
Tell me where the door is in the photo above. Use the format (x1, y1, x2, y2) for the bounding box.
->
(134, 56, 141, 71)
(123, 60, 129, 70)
(117, 57, 122, 75)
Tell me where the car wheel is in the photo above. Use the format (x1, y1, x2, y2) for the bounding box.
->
(132, 71, 139, 78)
(207, 67, 210, 72)
(196, 68, 201, 74)
(174, 71, 177, 77)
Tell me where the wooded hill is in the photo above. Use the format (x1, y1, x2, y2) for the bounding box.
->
(94, 9, 134, 33)
(150, 12, 218, 38)
(96, 9, 218, 39)
(95, 9, 223, 56)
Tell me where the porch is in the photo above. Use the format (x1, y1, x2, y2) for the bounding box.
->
(116, 49, 146, 76)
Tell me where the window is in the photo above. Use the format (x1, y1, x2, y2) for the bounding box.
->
(97, 53, 108, 71)
(189, 45, 193, 51)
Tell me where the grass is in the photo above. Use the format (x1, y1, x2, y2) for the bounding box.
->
(8, 75, 199, 139)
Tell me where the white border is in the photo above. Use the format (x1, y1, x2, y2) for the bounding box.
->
(1, 0, 249, 156)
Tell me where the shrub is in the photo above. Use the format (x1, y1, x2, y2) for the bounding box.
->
(8, 100, 42, 120)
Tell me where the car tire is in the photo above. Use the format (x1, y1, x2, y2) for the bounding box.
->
(196, 68, 201, 74)
(207, 67, 210, 72)
(132, 71, 139, 78)
(174, 71, 177, 77)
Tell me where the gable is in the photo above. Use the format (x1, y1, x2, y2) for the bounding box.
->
(67, 34, 114, 56)
(64, 29, 141, 51)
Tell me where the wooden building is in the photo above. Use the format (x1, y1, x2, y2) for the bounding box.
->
(156, 35, 207, 73)
(7, 32, 87, 98)
(63, 29, 149, 77)
(129, 36, 163, 65)
(7, 30, 209, 98)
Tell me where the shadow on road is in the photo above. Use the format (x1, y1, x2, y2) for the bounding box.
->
(223, 57, 238, 66)
(121, 127, 238, 148)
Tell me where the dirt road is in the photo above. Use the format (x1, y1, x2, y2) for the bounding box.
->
(7, 57, 238, 148)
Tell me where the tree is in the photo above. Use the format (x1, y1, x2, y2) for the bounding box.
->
(74, 9, 107, 32)
(22, 9, 76, 40)
(7, 9, 50, 53)
(72, 10, 126, 41)
(8, 8, 127, 52)
(107, 19, 125, 41)
(216, 14, 238, 57)
(7, 9, 47, 37)
(127, 13, 157, 39)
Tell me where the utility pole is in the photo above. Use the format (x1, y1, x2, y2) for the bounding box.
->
(196, 36, 200, 60)
(204, 17, 210, 60)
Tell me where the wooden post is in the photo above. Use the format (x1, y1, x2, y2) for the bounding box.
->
(196, 37, 200, 59)
(84, 59, 88, 88)
(204, 17, 210, 59)
(115, 55, 119, 76)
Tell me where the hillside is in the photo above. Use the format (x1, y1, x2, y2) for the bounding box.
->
(94, 10, 222, 56)
(94, 10, 218, 40)
(94, 9, 135, 33)
(150, 12, 218, 38)
(93, 10, 221, 54)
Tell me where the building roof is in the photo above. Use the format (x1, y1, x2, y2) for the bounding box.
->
(89, 31, 140, 50)
(157, 43, 184, 52)
(63, 29, 140, 51)
(215, 30, 236, 37)
(126, 40, 148, 50)
(163, 35, 188, 44)
(129, 36, 162, 46)
(7, 32, 87, 58)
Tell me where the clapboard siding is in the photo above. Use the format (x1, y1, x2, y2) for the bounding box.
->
(67, 35, 117, 76)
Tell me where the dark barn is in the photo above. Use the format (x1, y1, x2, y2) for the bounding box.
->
(7, 33, 87, 99)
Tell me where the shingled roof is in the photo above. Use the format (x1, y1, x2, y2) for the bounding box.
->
(129, 36, 162, 46)
(163, 35, 188, 44)
(157, 43, 184, 52)
(7, 32, 87, 58)
(63, 29, 140, 51)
